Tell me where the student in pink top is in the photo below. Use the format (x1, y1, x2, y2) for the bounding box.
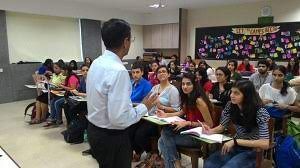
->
(44, 66, 80, 127)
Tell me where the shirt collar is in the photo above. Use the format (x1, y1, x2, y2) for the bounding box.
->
(103, 50, 123, 65)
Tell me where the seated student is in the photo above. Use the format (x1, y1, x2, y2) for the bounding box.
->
(168, 60, 181, 81)
(130, 63, 152, 103)
(158, 72, 214, 168)
(249, 60, 273, 92)
(259, 65, 297, 117)
(237, 58, 255, 75)
(266, 56, 277, 71)
(157, 54, 167, 66)
(36, 58, 53, 77)
(198, 60, 215, 81)
(186, 61, 196, 72)
(210, 67, 232, 107)
(29, 62, 66, 124)
(148, 61, 160, 86)
(183, 56, 192, 69)
(286, 57, 299, 80)
(204, 80, 270, 168)
(69, 60, 78, 71)
(84, 57, 93, 67)
(132, 65, 180, 164)
(227, 59, 242, 82)
(44, 65, 80, 127)
(65, 64, 89, 125)
(195, 68, 213, 95)
(170, 54, 179, 66)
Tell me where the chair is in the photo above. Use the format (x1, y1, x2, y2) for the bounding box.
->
(177, 104, 223, 168)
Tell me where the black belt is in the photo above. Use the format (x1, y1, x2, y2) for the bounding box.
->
(88, 121, 128, 135)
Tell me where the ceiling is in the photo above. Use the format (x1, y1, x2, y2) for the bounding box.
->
(59, 0, 266, 13)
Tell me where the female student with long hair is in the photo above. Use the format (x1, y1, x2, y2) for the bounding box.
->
(195, 67, 213, 95)
(227, 59, 242, 81)
(198, 60, 215, 81)
(259, 65, 297, 123)
(158, 72, 214, 168)
(44, 65, 80, 126)
(132, 65, 180, 165)
(287, 57, 300, 78)
(29, 62, 66, 124)
(148, 61, 160, 86)
(204, 80, 270, 168)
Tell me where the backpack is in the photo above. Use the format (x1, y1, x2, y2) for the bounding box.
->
(274, 135, 300, 168)
(62, 117, 88, 144)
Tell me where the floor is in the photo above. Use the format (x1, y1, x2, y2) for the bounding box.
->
(0, 99, 201, 168)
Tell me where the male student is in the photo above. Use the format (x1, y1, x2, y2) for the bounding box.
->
(249, 60, 273, 91)
(87, 18, 157, 168)
(131, 63, 152, 103)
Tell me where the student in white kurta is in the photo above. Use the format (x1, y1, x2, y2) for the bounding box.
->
(259, 65, 297, 111)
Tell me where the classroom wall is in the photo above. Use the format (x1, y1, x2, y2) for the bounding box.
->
(186, 0, 300, 67)
(6, 12, 82, 63)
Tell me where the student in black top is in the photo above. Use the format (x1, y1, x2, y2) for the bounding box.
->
(227, 59, 242, 82)
(266, 56, 277, 71)
(69, 60, 78, 70)
(168, 60, 181, 80)
(209, 67, 232, 107)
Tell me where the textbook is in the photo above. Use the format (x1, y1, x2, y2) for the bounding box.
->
(148, 115, 186, 123)
(180, 127, 231, 143)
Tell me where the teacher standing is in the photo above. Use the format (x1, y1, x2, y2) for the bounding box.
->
(87, 19, 157, 168)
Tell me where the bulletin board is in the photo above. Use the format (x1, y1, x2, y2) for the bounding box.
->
(195, 22, 300, 60)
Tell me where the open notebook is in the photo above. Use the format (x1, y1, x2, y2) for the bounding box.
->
(148, 115, 186, 123)
(181, 127, 231, 143)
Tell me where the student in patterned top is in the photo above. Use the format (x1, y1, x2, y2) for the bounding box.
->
(158, 72, 214, 168)
(204, 80, 270, 168)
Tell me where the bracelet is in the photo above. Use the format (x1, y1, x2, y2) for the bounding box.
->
(190, 121, 193, 127)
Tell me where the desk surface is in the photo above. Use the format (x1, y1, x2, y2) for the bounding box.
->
(69, 96, 87, 102)
(142, 116, 231, 144)
(0, 146, 20, 168)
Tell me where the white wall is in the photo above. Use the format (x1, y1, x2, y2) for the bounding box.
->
(6, 12, 81, 63)
(186, 0, 300, 63)
(0, 0, 179, 25)
(143, 10, 179, 25)
(101, 25, 144, 60)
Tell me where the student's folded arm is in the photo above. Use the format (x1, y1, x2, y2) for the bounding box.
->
(196, 98, 213, 127)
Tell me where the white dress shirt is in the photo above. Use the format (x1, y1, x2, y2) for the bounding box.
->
(87, 50, 148, 130)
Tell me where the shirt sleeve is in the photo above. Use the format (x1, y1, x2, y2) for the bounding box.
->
(107, 70, 148, 128)
(256, 108, 270, 139)
(287, 87, 297, 104)
(220, 102, 232, 129)
(259, 84, 267, 100)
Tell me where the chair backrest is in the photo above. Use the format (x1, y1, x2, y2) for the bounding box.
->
(211, 105, 223, 127)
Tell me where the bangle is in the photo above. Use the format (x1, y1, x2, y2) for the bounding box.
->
(190, 121, 193, 127)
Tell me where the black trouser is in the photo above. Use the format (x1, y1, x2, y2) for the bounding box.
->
(128, 120, 159, 155)
(87, 122, 131, 168)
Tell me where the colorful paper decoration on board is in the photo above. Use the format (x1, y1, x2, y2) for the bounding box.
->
(197, 24, 300, 60)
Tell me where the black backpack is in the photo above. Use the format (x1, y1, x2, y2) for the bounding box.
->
(62, 117, 88, 144)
